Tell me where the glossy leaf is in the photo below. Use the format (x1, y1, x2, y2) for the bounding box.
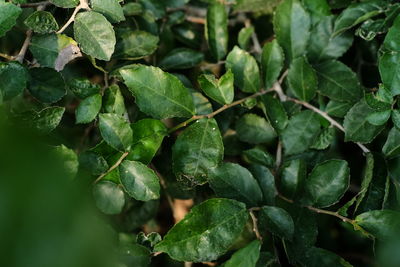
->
(68, 78, 100, 99)
(236, 113, 277, 144)
(103, 84, 126, 116)
(382, 127, 400, 158)
(260, 206, 294, 240)
(310, 127, 334, 150)
(261, 39, 284, 89)
(158, 48, 204, 70)
(260, 94, 288, 132)
(274, 0, 310, 62)
(354, 153, 374, 213)
(280, 159, 307, 200)
(315, 60, 363, 102)
(226, 46, 261, 93)
(172, 118, 223, 186)
(238, 26, 254, 50)
(31, 106, 65, 134)
(355, 210, 400, 240)
(74, 11, 116, 61)
(222, 240, 261, 267)
(79, 151, 109, 176)
(0, 61, 27, 101)
(287, 57, 317, 101)
(120, 65, 195, 119)
(243, 148, 274, 167)
(198, 70, 234, 105)
(119, 160, 160, 201)
(24, 11, 58, 34)
(248, 164, 277, 205)
(303, 159, 350, 208)
(75, 94, 102, 124)
(91, 0, 125, 23)
(93, 181, 125, 215)
(28, 68, 66, 104)
(154, 198, 249, 262)
(282, 110, 321, 155)
(0, 2, 21, 37)
(98, 113, 133, 151)
(206, 2, 228, 60)
(114, 30, 159, 59)
(209, 162, 263, 207)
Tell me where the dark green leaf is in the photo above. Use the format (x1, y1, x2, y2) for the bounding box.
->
(260, 94, 288, 132)
(222, 240, 261, 267)
(261, 39, 284, 89)
(355, 210, 400, 240)
(315, 60, 363, 102)
(287, 57, 317, 101)
(238, 26, 254, 50)
(120, 65, 195, 119)
(52, 144, 79, 179)
(32, 106, 65, 134)
(75, 93, 102, 124)
(0, 61, 27, 101)
(79, 151, 109, 176)
(119, 160, 160, 201)
(98, 113, 133, 151)
(172, 118, 223, 186)
(28, 68, 66, 104)
(68, 78, 100, 99)
(0, 2, 21, 37)
(236, 113, 277, 144)
(114, 30, 159, 59)
(310, 127, 334, 150)
(326, 100, 353, 118)
(354, 153, 374, 213)
(301, 247, 353, 267)
(303, 159, 350, 208)
(91, 0, 125, 23)
(279, 159, 306, 200)
(154, 198, 249, 262)
(392, 109, 400, 129)
(119, 243, 151, 267)
(282, 110, 321, 155)
(103, 84, 126, 116)
(260, 206, 294, 240)
(209, 162, 263, 207)
(128, 119, 167, 164)
(24, 11, 58, 34)
(198, 70, 234, 105)
(74, 11, 116, 61)
(302, 0, 331, 25)
(344, 98, 385, 143)
(206, 2, 228, 60)
(93, 181, 125, 215)
(243, 148, 275, 167)
(248, 164, 277, 205)
(158, 48, 204, 70)
(366, 110, 391, 126)
(383, 127, 400, 158)
(226, 46, 261, 93)
(273, 0, 310, 62)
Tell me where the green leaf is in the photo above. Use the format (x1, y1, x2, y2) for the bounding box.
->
(236, 113, 277, 144)
(301, 247, 353, 267)
(119, 160, 160, 201)
(128, 119, 167, 164)
(103, 84, 126, 116)
(209, 162, 263, 207)
(315, 60, 363, 102)
(28, 68, 66, 104)
(333, 0, 385, 37)
(29, 34, 79, 69)
(226, 46, 261, 93)
(114, 30, 159, 59)
(248, 164, 277, 205)
(354, 153, 374, 213)
(238, 26, 254, 50)
(172, 118, 223, 186)
(50, 0, 79, 8)
(366, 110, 391, 126)
(0, 2, 21, 38)
(91, 0, 125, 23)
(302, 0, 331, 25)
(74, 11, 116, 61)
(206, 2, 228, 60)
(383, 127, 400, 158)
(392, 109, 400, 129)
(158, 48, 204, 70)
(75, 93, 102, 124)
(52, 144, 79, 179)
(93, 181, 125, 215)
(79, 151, 109, 176)
(303, 159, 350, 208)
(326, 100, 353, 118)
(282, 110, 321, 155)
(261, 39, 284, 89)
(287, 57, 317, 101)
(243, 148, 274, 168)
(198, 69, 234, 105)
(355, 210, 400, 240)
(260, 206, 294, 240)
(307, 15, 353, 63)
(260, 94, 288, 132)
(310, 127, 334, 150)
(98, 113, 133, 151)
(344, 98, 385, 143)
(123, 2, 143, 16)
(120, 65, 195, 119)
(24, 11, 58, 34)
(31, 106, 65, 134)
(0, 61, 27, 101)
(68, 78, 101, 99)
(273, 0, 310, 62)
(222, 240, 261, 267)
(119, 243, 151, 266)
(279, 159, 306, 200)
(234, 0, 280, 14)
(191, 90, 213, 115)
(154, 198, 249, 262)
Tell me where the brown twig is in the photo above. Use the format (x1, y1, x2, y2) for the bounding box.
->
(57, 0, 90, 34)
(93, 151, 129, 184)
(249, 210, 262, 241)
(0, 53, 14, 61)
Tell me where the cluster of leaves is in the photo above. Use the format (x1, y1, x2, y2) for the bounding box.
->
(2, 0, 400, 266)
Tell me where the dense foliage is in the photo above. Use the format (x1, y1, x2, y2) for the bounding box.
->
(2, 0, 400, 266)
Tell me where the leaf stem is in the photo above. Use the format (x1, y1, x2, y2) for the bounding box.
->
(56, 0, 90, 34)
(249, 210, 263, 241)
(93, 151, 129, 184)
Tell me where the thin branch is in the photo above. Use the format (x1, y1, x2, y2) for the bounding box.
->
(57, 0, 90, 34)
(0, 53, 14, 61)
(249, 210, 262, 241)
(275, 141, 282, 170)
(93, 151, 129, 184)
(186, 16, 206, 24)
